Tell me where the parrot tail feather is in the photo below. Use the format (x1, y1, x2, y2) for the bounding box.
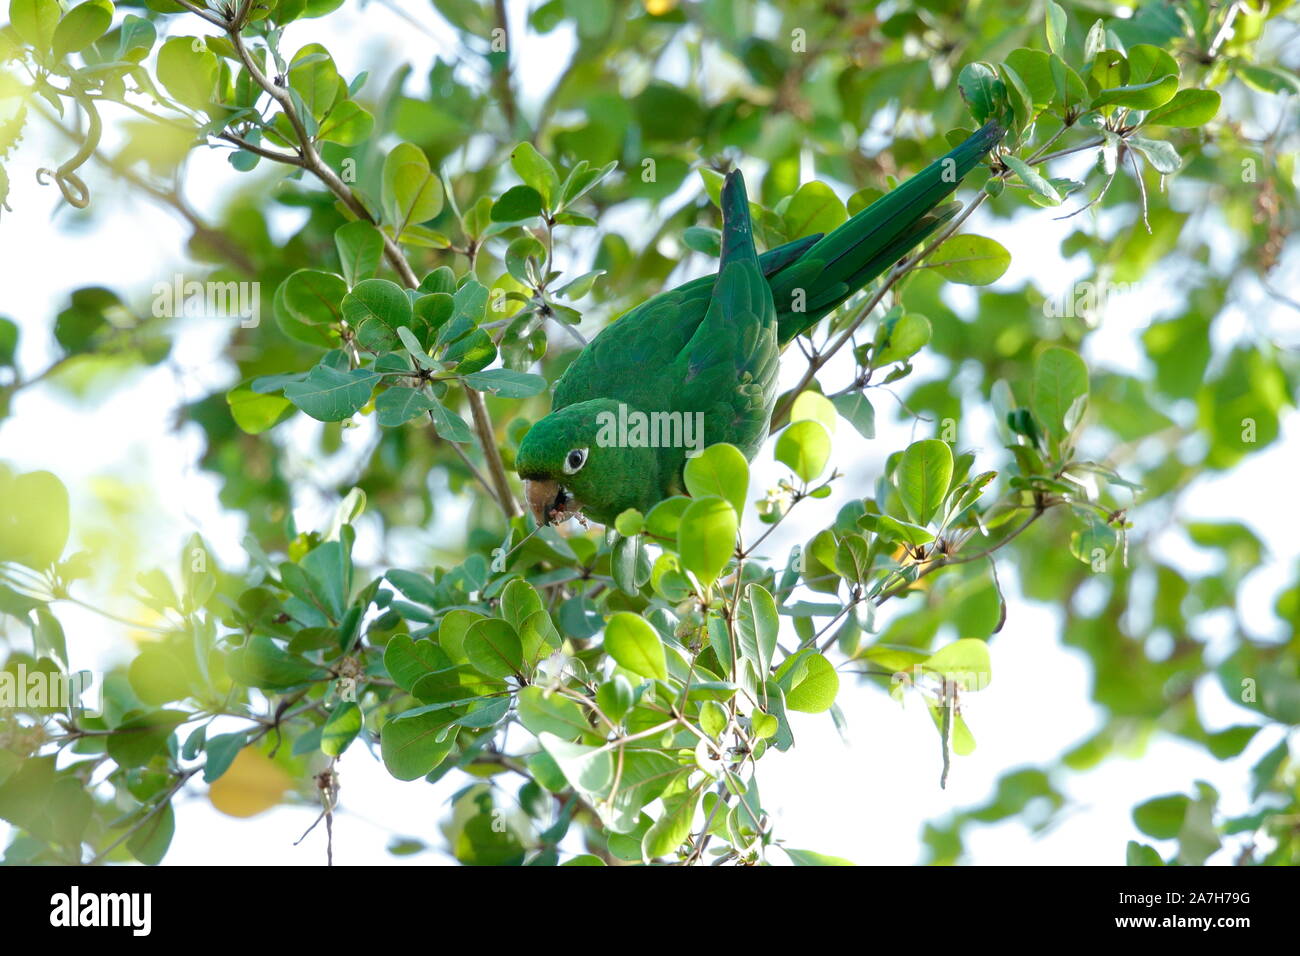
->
(773, 121, 1003, 344)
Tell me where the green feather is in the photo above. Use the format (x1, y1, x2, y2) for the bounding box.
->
(518, 123, 1004, 524)
(769, 121, 1003, 342)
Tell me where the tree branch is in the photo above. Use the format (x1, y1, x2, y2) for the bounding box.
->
(491, 0, 520, 132)
(466, 388, 521, 518)
(217, 16, 521, 517)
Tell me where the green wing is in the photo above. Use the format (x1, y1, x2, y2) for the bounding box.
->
(769, 121, 1003, 343)
(550, 123, 1003, 422)
(669, 169, 778, 459)
(551, 235, 816, 413)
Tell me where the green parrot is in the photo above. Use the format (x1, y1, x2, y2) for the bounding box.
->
(516, 122, 1003, 527)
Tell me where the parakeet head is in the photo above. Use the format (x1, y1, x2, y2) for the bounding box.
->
(516, 399, 664, 527)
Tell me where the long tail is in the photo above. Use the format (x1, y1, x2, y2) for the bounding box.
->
(770, 121, 1004, 345)
(705, 170, 771, 317)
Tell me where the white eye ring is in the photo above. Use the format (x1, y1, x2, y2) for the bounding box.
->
(563, 448, 588, 475)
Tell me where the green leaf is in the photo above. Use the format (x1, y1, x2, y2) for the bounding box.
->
(614, 509, 644, 538)
(998, 62, 1035, 135)
(1126, 841, 1164, 866)
(0, 468, 70, 569)
(51, 0, 112, 59)
(683, 226, 720, 256)
(596, 675, 634, 723)
(317, 100, 374, 145)
(442, 327, 496, 373)
(462, 368, 547, 398)
(0, 318, 17, 367)
(277, 269, 346, 348)
(228, 635, 330, 689)
(834, 532, 871, 584)
(558, 159, 616, 208)
(874, 312, 932, 366)
(1143, 88, 1220, 127)
(202, 732, 246, 782)
(10, 0, 61, 52)
(1132, 793, 1188, 840)
(1050, 55, 1089, 115)
(736, 583, 778, 676)
(1031, 346, 1089, 442)
(862, 513, 935, 548)
(227, 381, 295, 434)
(789, 391, 836, 434)
(775, 419, 831, 483)
(537, 733, 613, 801)
(1003, 154, 1061, 205)
(517, 686, 590, 740)
(774, 650, 839, 713)
(107, 710, 188, 768)
(1005, 48, 1055, 111)
(604, 611, 667, 681)
(642, 787, 700, 861)
(1092, 75, 1179, 111)
(383, 634, 448, 692)
(180, 532, 215, 611)
(782, 181, 847, 238)
(334, 221, 383, 288)
(957, 61, 1007, 126)
(382, 142, 443, 237)
(156, 37, 217, 111)
(510, 142, 560, 208)
(927, 234, 1010, 285)
(832, 392, 875, 439)
(427, 398, 474, 443)
(127, 800, 174, 866)
(381, 708, 457, 780)
(375, 386, 435, 427)
(463, 618, 524, 679)
(924, 638, 992, 691)
(287, 42, 339, 119)
(1090, 49, 1128, 95)
(1234, 63, 1300, 96)
(783, 847, 855, 865)
(127, 644, 189, 705)
(491, 184, 544, 222)
(1070, 517, 1119, 566)
(645, 496, 691, 539)
(682, 443, 749, 517)
(1044, 0, 1067, 54)
(1128, 136, 1181, 175)
(896, 439, 953, 526)
(676, 496, 737, 588)
(283, 364, 381, 422)
(343, 278, 412, 352)
(321, 702, 362, 757)
(499, 577, 543, 632)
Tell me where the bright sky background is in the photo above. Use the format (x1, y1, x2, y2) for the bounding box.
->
(0, 1, 1296, 865)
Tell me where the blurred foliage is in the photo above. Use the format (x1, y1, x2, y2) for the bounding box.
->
(0, 0, 1298, 865)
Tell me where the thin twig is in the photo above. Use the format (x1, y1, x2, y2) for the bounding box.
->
(218, 14, 521, 517)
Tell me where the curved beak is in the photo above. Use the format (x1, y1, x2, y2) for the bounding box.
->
(525, 478, 560, 526)
(524, 479, 582, 527)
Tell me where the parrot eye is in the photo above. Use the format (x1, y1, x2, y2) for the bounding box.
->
(563, 448, 588, 474)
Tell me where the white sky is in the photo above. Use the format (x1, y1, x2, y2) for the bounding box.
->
(0, 0, 1296, 865)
